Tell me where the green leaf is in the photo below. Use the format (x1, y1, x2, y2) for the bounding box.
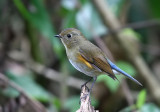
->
(90, 96, 99, 107)
(76, 0, 126, 39)
(120, 28, 141, 39)
(120, 105, 136, 112)
(64, 96, 80, 112)
(76, 2, 107, 39)
(13, 0, 54, 37)
(13, 0, 63, 58)
(140, 103, 160, 112)
(0, 87, 19, 98)
(47, 104, 58, 112)
(97, 60, 136, 92)
(6, 71, 51, 102)
(80, 0, 89, 5)
(52, 97, 61, 110)
(147, 0, 160, 18)
(136, 89, 147, 109)
(116, 61, 136, 76)
(62, 10, 77, 28)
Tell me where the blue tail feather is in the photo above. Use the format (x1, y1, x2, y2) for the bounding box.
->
(107, 60, 142, 86)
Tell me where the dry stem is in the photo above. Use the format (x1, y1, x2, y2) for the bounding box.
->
(76, 85, 99, 112)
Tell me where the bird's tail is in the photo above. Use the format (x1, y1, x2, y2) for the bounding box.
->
(107, 60, 142, 86)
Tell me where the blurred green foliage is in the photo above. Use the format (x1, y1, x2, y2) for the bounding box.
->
(120, 89, 160, 112)
(64, 96, 80, 112)
(106, 0, 125, 16)
(120, 89, 147, 112)
(136, 89, 147, 109)
(13, 0, 63, 59)
(121, 28, 141, 40)
(147, 0, 160, 18)
(64, 95, 98, 112)
(76, 1, 106, 39)
(141, 103, 160, 112)
(0, 0, 159, 111)
(5, 71, 51, 102)
(116, 61, 136, 76)
(97, 60, 136, 93)
(1, 86, 19, 98)
(52, 97, 61, 111)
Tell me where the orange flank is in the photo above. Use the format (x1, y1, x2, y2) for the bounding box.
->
(77, 54, 93, 68)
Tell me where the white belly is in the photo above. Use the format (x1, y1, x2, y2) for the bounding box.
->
(69, 59, 99, 77)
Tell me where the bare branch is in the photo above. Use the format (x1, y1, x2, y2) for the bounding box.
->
(76, 85, 99, 112)
(8, 50, 92, 90)
(0, 73, 47, 112)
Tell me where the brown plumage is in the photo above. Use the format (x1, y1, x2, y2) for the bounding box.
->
(79, 47, 116, 80)
(55, 28, 142, 87)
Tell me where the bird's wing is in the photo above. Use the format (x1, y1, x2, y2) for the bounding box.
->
(79, 47, 117, 80)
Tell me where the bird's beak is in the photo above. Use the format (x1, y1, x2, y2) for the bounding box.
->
(54, 35, 62, 38)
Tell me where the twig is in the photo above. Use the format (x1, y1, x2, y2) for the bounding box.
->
(8, 50, 92, 90)
(28, 61, 91, 90)
(92, 0, 160, 103)
(76, 85, 99, 112)
(0, 73, 47, 112)
(123, 19, 160, 30)
(121, 81, 134, 105)
(104, 19, 160, 36)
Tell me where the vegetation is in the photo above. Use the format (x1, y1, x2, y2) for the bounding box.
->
(0, 0, 160, 112)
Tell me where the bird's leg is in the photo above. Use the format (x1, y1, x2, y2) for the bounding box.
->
(88, 76, 97, 95)
(81, 78, 93, 88)
(80, 76, 97, 102)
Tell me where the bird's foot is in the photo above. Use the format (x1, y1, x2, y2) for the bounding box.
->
(81, 83, 86, 89)
(79, 85, 91, 104)
(81, 93, 90, 100)
(79, 93, 90, 104)
(81, 78, 93, 89)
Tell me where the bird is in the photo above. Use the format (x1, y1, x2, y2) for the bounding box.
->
(55, 28, 142, 94)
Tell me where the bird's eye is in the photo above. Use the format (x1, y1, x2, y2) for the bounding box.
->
(67, 34, 72, 38)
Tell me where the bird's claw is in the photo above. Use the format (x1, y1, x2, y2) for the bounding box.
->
(79, 93, 90, 104)
(81, 83, 86, 89)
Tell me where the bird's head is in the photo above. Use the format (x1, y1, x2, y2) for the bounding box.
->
(55, 28, 86, 49)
